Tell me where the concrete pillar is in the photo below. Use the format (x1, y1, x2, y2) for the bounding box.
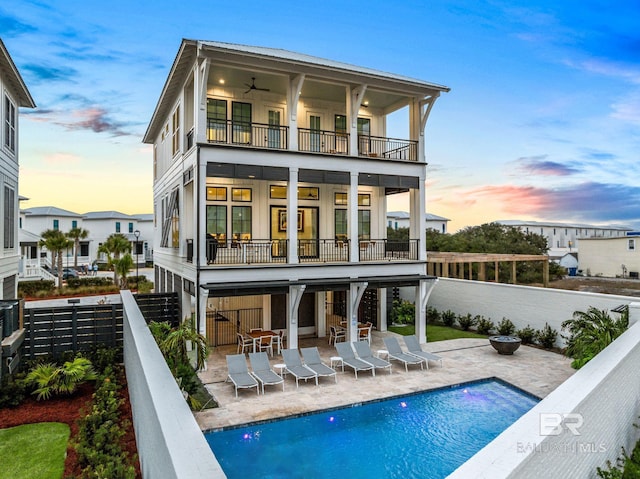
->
(378, 288, 387, 331)
(287, 168, 299, 264)
(316, 291, 327, 338)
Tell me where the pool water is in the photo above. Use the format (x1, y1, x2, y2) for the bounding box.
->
(205, 379, 538, 479)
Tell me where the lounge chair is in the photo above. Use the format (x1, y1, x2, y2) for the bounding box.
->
(226, 354, 259, 398)
(335, 342, 375, 379)
(353, 341, 392, 375)
(248, 352, 285, 394)
(282, 349, 318, 388)
(382, 336, 424, 372)
(300, 347, 337, 383)
(403, 335, 444, 368)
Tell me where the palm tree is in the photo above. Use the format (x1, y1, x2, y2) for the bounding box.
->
(39, 229, 73, 287)
(562, 306, 629, 369)
(66, 227, 89, 269)
(113, 253, 134, 289)
(97, 233, 131, 286)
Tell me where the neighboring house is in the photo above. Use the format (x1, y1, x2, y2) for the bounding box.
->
(496, 219, 631, 259)
(0, 39, 35, 298)
(387, 211, 450, 233)
(578, 236, 640, 278)
(558, 252, 578, 273)
(143, 39, 449, 347)
(19, 206, 153, 279)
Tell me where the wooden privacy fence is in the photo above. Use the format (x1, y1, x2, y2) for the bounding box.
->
(135, 292, 181, 327)
(23, 303, 123, 360)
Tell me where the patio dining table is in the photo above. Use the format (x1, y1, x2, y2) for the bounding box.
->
(247, 330, 278, 353)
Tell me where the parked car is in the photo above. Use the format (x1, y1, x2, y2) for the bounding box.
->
(51, 268, 79, 280)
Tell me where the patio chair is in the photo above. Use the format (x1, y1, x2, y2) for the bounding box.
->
(329, 325, 346, 345)
(335, 342, 375, 379)
(300, 346, 337, 383)
(249, 327, 263, 333)
(358, 323, 373, 344)
(382, 336, 424, 372)
(257, 334, 274, 357)
(248, 352, 285, 394)
(236, 333, 252, 354)
(226, 354, 259, 398)
(282, 349, 318, 388)
(353, 341, 392, 375)
(403, 335, 444, 368)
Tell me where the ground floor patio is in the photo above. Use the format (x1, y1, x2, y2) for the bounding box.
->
(196, 331, 574, 431)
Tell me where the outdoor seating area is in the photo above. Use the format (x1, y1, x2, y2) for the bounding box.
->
(200, 331, 575, 431)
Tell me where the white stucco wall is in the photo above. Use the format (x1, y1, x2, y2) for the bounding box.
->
(122, 290, 226, 479)
(579, 237, 640, 278)
(449, 302, 640, 478)
(420, 278, 637, 347)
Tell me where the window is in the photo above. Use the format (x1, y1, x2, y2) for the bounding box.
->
(207, 187, 227, 201)
(232, 206, 252, 241)
(53, 219, 59, 230)
(232, 102, 251, 144)
(358, 194, 371, 206)
(268, 109, 282, 148)
(298, 187, 319, 200)
(335, 115, 347, 134)
(207, 99, 227, 142)
(172, 106, 180, 156)
(129, 222, 134, 233)
(232, 188, 252, 202)
(629, 239, 636, 251)
(80, 243, 89, 257)
(334, 192, 347, 205)
(358, 210, 371, 240)
(4, 186, 14, 248)
(357, 117, 370, 136)
(4, 96, 16, 152)
(270, 185, 287, 199)
(116, 222, 121, 233)
(72, 220, 77, 228)
(207, 205, 227, 245)
(335, 209, 347, 241)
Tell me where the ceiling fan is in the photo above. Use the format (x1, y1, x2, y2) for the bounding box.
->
(244, 77, 270, 94)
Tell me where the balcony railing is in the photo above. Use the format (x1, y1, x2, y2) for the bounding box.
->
(207, 120, 288, 149)
(358, 239, 419, 261)
(358, 135, 418, 161)
(206, 238, 288, 265)
(298, 129, 349, 155)
(298, 239, 350, 263)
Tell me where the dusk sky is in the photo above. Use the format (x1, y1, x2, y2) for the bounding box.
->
(3, 1, 640, 232)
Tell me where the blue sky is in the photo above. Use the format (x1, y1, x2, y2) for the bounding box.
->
(3, 0, 640, 231)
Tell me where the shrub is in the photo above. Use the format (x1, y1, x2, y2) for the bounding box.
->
(0, 374, 27, 408)
(26, 357, 97, 400)
(457, 313, 476, 331)
(426, 306, 440, 324)
(441, 310, 457, 327)
(390, 300, 415, 325)
(516, 325, 536, 344)
(497, 318, 516, 336)
(67, 276, 113, 288)
(535, 323, 558, 349)
(476, 317, 495, 335)
(18, 280, 55, 297)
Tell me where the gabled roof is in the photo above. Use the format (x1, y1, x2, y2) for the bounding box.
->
(22, 206, 83, 218)
(18, 228, 41, 243)
(133, 214, 153, 221)
(0, 38, 35, 108)
(425, 213, 450, 222)
(496, 219, 632, 231)
(144, 39, 450, 143)
(83, 211, 134, 220)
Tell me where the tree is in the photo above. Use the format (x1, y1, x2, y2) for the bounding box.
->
(113, 253, 134, 289)
(98, 233, 131, 286)
(66, 227, 89, 269)
(562, 307, 628, 369)
(387, 226, 409, 241)
(39, 229, 73, 287)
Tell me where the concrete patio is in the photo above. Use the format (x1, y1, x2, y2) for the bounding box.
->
(196, 331, 575, 432)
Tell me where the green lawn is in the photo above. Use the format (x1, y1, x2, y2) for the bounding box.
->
(388, 324, 488, 342)
(0, 422, 69, 479)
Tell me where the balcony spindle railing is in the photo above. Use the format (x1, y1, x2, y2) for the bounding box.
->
(206, 120, 288, 150)
(358, 239, 419, 261)
(298, 239, 350, 263)
(298, 129, 349, 155)
(358, 135, 418, 161)
(206, 238, 288, 265)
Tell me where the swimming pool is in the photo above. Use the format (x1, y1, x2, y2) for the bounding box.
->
(205, 379, 538, 479)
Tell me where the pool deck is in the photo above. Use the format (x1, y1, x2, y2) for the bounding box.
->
(195, 331, 574, 431)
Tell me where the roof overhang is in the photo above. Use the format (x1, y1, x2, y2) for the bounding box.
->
(0, 39, 35, 108)
(201, 274, 436, 297)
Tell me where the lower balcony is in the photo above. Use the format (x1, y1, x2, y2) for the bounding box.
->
(185, 238, 420, 265)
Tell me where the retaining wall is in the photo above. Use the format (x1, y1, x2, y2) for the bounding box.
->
(423, 278, 637, 346)
(122, 290, 225, 479)
(448, 303, 640, 478)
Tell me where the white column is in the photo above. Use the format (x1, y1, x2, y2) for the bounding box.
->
(195, 59, 209, 143)
(378, 288, 387, 331)
(287, 75, 304, 151)
(349, 172, 359, 262)
(287, 284, 306, 350)
(415, 278, 438, 344)
(347, 282, 368, 342)
(198, 287, 209, 336)
(410, 182, 427, 261)
(288, 168, 299, 264)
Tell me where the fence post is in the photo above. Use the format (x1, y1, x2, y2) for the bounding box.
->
(27, 310, 34, 360)
(71, 305, 77, 353)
